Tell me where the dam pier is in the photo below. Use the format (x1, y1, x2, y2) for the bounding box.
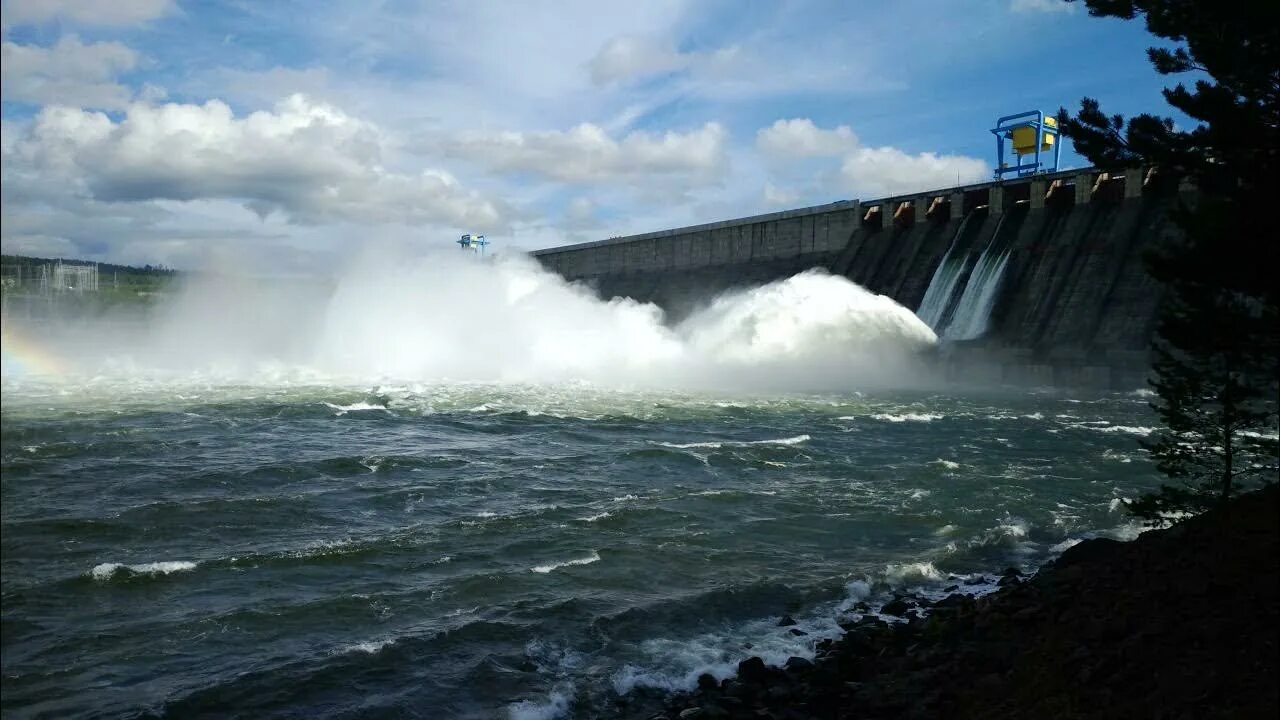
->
(533, 167, 1185, 389)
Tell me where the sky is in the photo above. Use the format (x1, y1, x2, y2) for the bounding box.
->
(0, 0, 1186, 272)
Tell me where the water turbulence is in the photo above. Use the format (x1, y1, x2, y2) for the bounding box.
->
(3, 250, 937, 391)
(1, 248, 1163, 720)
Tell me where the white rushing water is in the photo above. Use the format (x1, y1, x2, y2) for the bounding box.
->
(916, 213, 1012, 341)
(2, 250, 938, 392)
(914, 214, 972, 330)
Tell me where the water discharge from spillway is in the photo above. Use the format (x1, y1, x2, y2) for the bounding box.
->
(941, 213, 1012, 341)
(2, 250, 939, 392)
(915, 211, 1012, 341)
(915, 214, 972, 331)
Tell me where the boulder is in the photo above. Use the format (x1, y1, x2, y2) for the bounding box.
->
(784, 656, 814, 672)
(736, 656, 768, 685)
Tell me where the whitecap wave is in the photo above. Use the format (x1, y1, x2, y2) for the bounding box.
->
(866, 413, 943, 423)
(324, 401, 390, 416)
(344, 639, 395, 655)
(90, 560, 197, 580)
(531, 552, 600, 574)
(508, 687, 574, 720)
(882, 561, 943, 586)
(658, 434, 810, 450)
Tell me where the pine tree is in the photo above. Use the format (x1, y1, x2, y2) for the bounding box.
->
(1058, 0, 1279, 525)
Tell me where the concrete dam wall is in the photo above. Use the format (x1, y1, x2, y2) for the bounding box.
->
(532, 168, 1184, 388)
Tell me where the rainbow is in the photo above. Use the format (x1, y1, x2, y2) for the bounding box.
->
(0, 324, 71, 377)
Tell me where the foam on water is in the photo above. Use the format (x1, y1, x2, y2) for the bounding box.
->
(90, 561, 197, 580)
(866, 412, 943, 423)
(530, 552, 601, 574)
(508, 688, 574, 720)
(657, 434, 810, 449)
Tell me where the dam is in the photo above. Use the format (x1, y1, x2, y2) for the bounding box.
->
(532, 166, 1185, 389)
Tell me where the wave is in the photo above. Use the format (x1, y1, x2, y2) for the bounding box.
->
(657, 434, 810, 449)
(342, 638, 396, 655)
(575, 512, 612, 523)
(323, 401, 391, 416)
(1084, 424, 1157, 436)
(865, 413, 943, 423)
(508, 687, 574, 720)
(89, 560, 197, 580)
(531, 552, 601, 574)
(881, 561, 944, 586)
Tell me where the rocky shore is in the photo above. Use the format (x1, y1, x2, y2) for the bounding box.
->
(627, 485, 1278, 720)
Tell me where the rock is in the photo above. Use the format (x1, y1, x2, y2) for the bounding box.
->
(737, 656, 768, 684)
(964, 575, 988, 586)
(1054, 537, 1122, 568)
(881, 597, 914, 616)
(697, 673, 718, 691)
(998, 573, 1022, 587)
(1012, 606, 1041, 622)
(943, 584, 960, 592)
(783, 656, 814, 672)
(765, 685, 792, 703)
(722, 680, 749, 698)
(678, 709, 704, 720)
(776, 615, 797, 627)
(742, 642, 753, 650)
(788, 628, 808, 636)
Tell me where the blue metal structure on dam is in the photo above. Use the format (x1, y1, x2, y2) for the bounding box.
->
(457, 233, 489, 255)
(991, 110, 1062, 178)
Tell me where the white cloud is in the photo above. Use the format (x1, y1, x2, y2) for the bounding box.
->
(762, 183, 800, 207)
(756, 118, 859, 159)
(7, 95, 509, 230)
(755, 117, 989, 199)
(1010, 0, 1074, 13)
(839, 146, 989, 197)
(441, 122, 728, 186)
(1, 0, 173, 26)
(1, 36, 138, 109)
(589, 36, 690, 85)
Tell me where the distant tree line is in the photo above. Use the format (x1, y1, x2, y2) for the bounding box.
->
(0, 254, 179, 278)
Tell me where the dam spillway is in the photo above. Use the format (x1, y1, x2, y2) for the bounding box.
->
(532, 167, 1185, 389)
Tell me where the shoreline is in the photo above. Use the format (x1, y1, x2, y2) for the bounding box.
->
(620, 485, 1278, 720)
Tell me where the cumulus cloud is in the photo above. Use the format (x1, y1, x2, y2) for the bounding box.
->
(1, 0, 173, 26)
(1, 36, 138, 109)
(756, 118, 859, 159)
(755, 117, 989, 199)
(7, 95, 509, 229)
(762, 183, 800, 207)
(839, 147, 989, 197)
(1010, 0, 1074, 13)
(442, 122, 728, 186)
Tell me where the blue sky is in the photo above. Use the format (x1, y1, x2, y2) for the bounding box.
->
(1, 0, 1187, 271)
